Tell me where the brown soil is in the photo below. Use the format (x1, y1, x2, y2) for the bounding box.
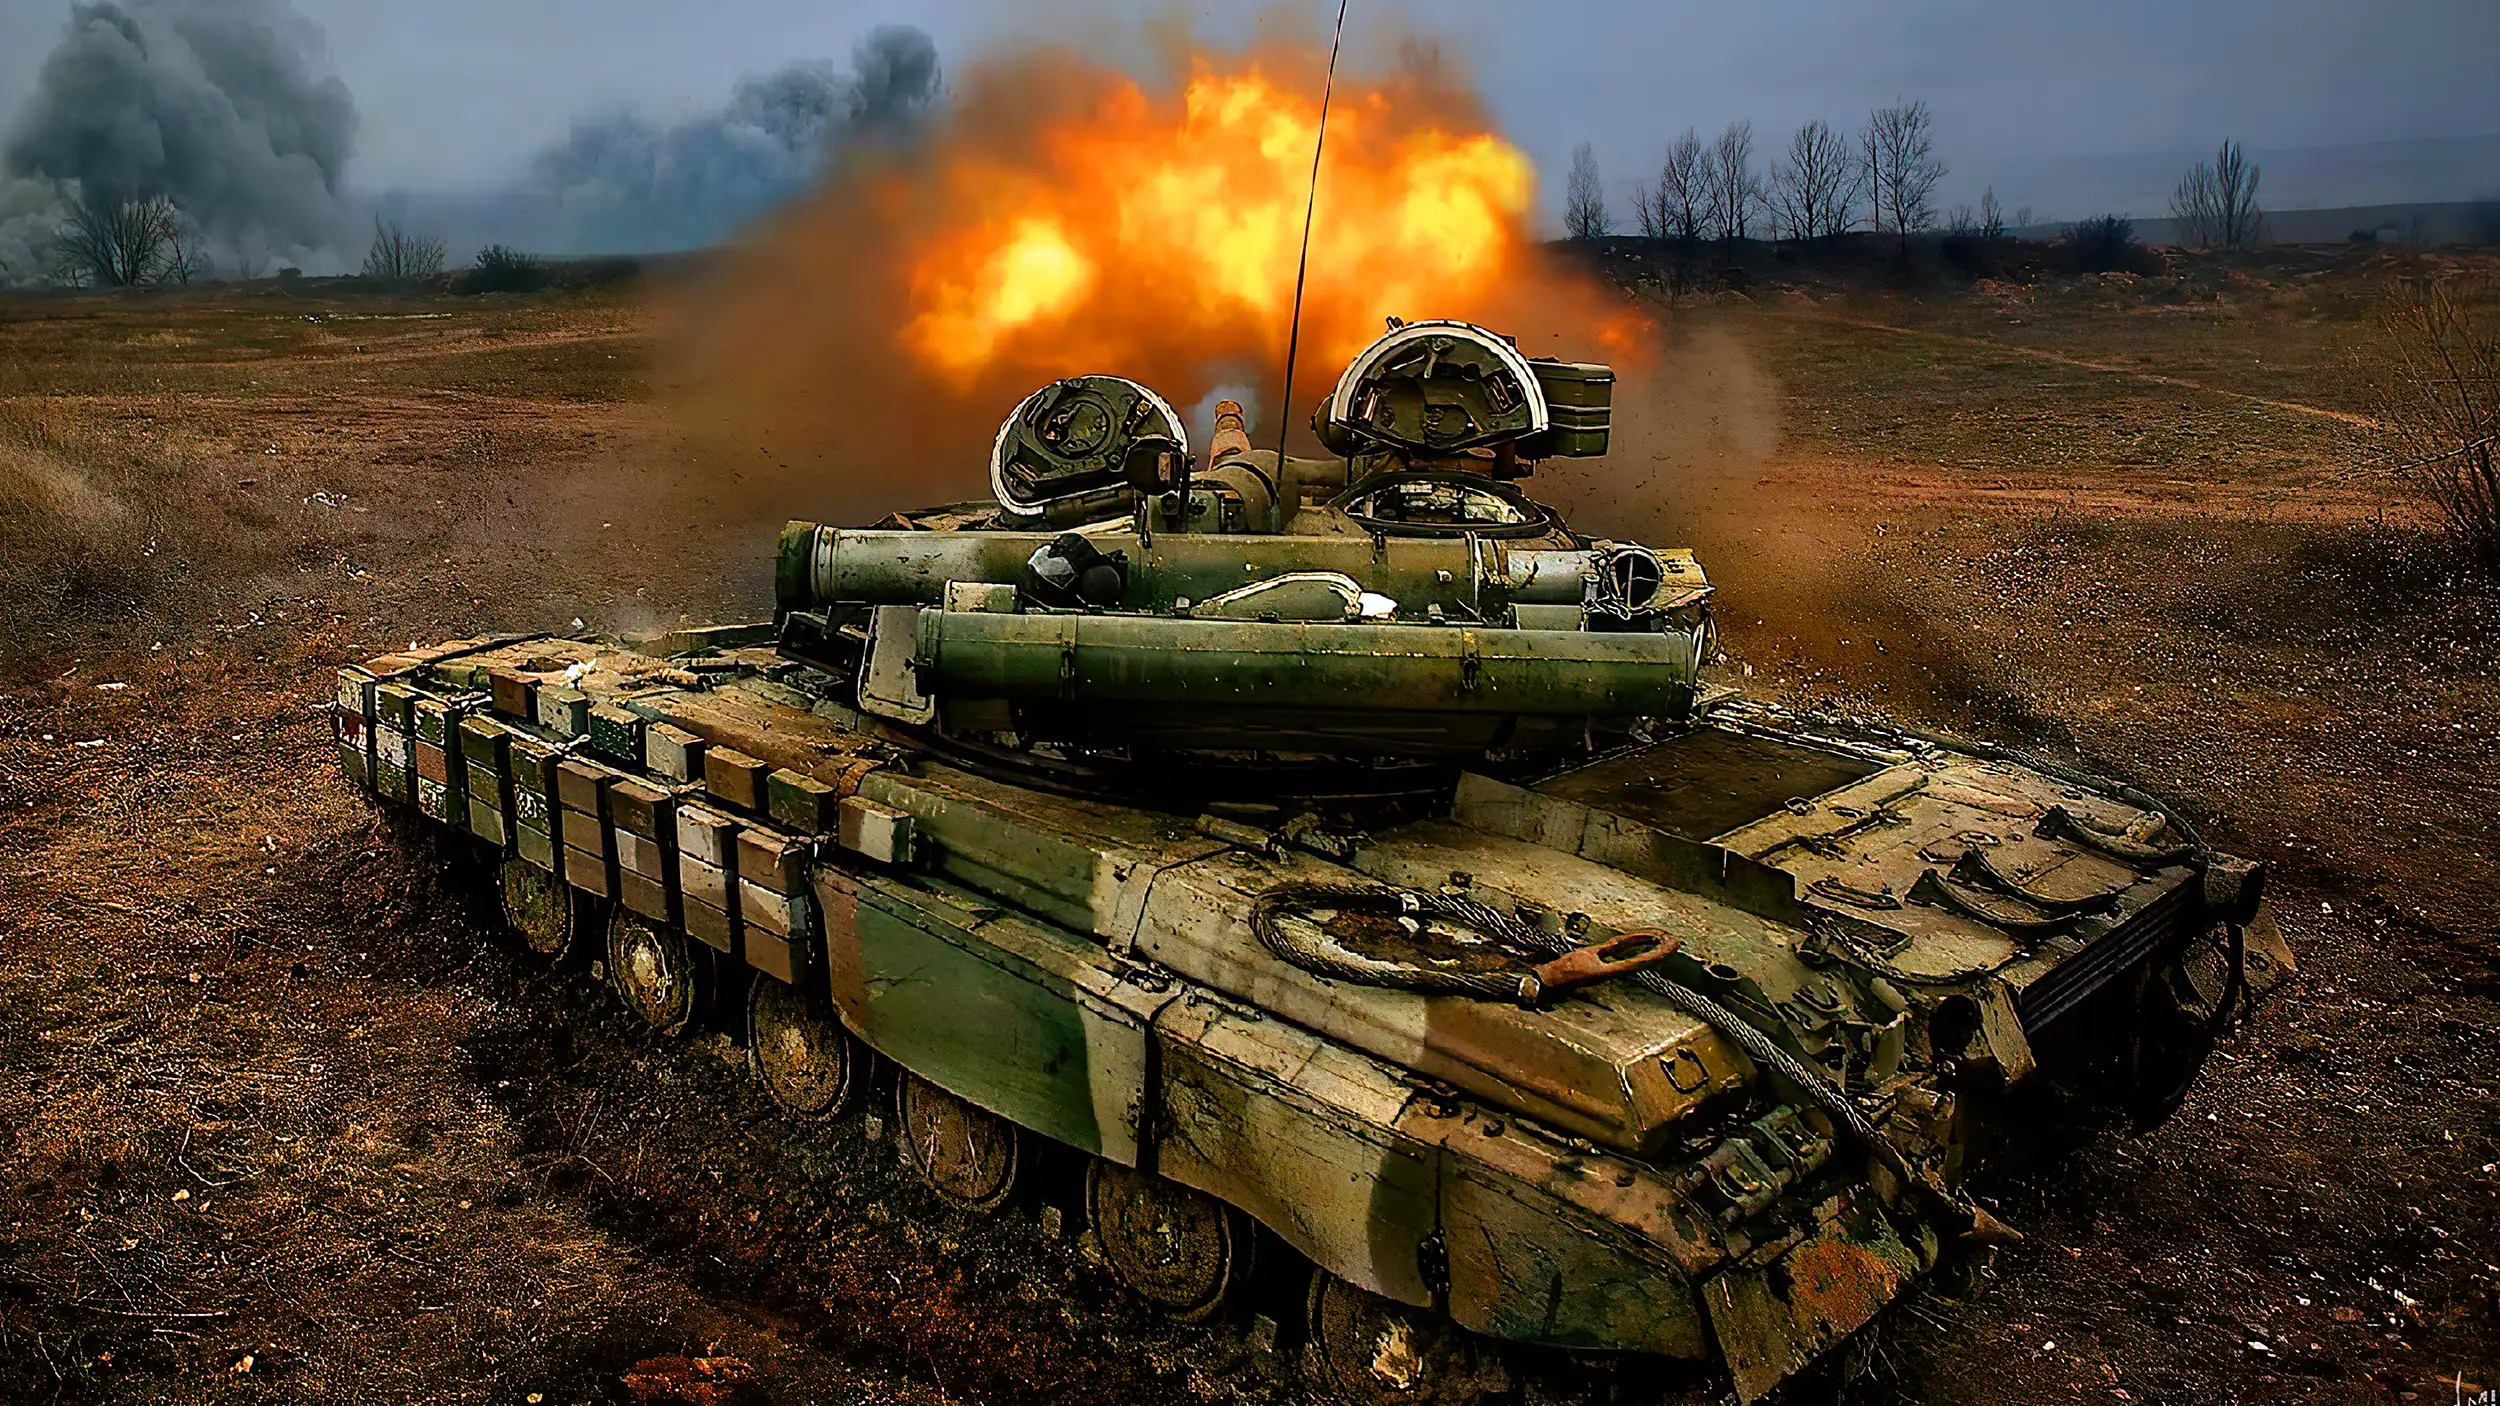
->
(3, 261, 2494, 1406)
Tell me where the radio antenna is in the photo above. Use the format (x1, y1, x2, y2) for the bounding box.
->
(1270, 0, 1351, 482)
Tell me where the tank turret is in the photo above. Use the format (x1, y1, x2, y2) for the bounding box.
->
(776, 320, 1705, 775)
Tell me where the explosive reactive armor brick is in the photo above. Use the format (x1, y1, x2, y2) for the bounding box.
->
(335, 666, 376, 720)
(588, 704, 644, 767)
(703, 748, 771, 811)
(673, 805, 739, 870)
(682, 895, 739, 955)
(413, 696, 464, 747)
(457, 718, 513, 849)
(373, 681, 415, 734)
(467, 792, 510, 848)
(736, 827, 809, 978)
(487, 669, 535, 720)
(417, 776, 462, 825)
(334, 718, 371, 791)
(508, 736, 562, 837)
(333, 666, 378, 791)
(515, 822, 556, 873)
(618, 869, 673, 923)
(561, 841, 614, 899)
(646, 723, 706, 783)
(535, 685, 589, 737)
(836, 795, 915, 864)
(607, 779, 674, 840)
(456, 715, 507, 772)
(679, 855, 734, 912)
(613, 829, 669, 882)
(735, 828, 804, 893)
(555, 759, 617, 880)
(766, 769, 840, 833)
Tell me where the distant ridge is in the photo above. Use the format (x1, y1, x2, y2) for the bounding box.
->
(2016, 200, 2494, 247)
(1980, 133, 2500, 228)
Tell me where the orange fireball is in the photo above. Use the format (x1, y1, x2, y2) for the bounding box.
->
(899, 57, 1537, 387)
(677, 38, 1642, 525)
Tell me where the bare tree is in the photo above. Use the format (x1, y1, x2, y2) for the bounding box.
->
(363, 215, 448, 282)
(1865, 100, 1947, 255)
(160, 217, 208, 286)
(1654, 128, 1709, 244)
(1768, 118, 1860, 241)
(1978, 187, 2007, 240)
(1706, 121, 1762, 245)
(2013, 203, 2036, 232)
(2373, 277, 2500, 566)
(2169, 139, 2264, 250)
(52, 194, 177, 287)
(1563, 142, 1611, 242)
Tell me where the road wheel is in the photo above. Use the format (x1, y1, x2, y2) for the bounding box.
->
(1087, 1161, 1253, 1322)
(500, 858, 582, 962)
(747, 978, 861, 1119)
(894, 1073, 1019, 1212)
(606, 906, 706, 1036)
(1305, 1272, 1506, 1406)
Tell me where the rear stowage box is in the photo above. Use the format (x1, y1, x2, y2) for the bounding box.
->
(1525, 359, 1612, 459)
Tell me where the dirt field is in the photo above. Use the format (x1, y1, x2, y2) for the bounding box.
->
(3, 251, 2494, 1405)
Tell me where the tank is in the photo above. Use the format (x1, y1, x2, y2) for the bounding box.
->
(329, 319, 2292, 1403)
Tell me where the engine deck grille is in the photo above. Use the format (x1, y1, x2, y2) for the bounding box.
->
(2019, 877, 2206, 1031)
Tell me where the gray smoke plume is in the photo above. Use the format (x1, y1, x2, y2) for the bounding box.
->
(525, 25, 939, 254)
(1, 0, 358, 276)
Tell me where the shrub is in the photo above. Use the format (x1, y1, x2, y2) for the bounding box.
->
(2063, 215, 2155, 274)
(362, 216, 447, 283)
(463, 244, 547, 294)
(2374, 277, 2500, 571)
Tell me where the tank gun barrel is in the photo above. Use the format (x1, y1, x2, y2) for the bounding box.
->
(779, 521, 1615, 616)
(1204, 398, 1254, 464)
(914, 609, 1699, 715)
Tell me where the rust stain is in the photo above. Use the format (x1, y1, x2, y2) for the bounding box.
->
(1781, 1232, 1904, 1336)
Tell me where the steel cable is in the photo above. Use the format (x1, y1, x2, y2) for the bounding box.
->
(1250, 880, 2014, 1241)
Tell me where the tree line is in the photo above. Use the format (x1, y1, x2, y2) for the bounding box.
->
(1565, 106, 2271, 256)
(28, 192, 560, 293)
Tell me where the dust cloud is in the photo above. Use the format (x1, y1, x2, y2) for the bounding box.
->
(1539, 317, 1849, 645)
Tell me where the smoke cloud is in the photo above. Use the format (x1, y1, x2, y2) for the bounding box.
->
(521, 26, 939, 255)
(1, 0, 358, 274)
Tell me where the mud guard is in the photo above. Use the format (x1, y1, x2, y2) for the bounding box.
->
(1702, 1192, 1927, 1403)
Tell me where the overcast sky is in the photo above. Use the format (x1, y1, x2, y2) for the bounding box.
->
(3, 0, 2494, 221)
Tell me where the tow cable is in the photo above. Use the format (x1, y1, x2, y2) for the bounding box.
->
(1251, 881, 2019, 1244)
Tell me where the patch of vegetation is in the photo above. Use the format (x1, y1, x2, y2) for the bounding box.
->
(0, 409, 283, 678)
(2374, 276, 2500, 570)
(460, 244, 548, 295)
(2062, 215, 2158, 275)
